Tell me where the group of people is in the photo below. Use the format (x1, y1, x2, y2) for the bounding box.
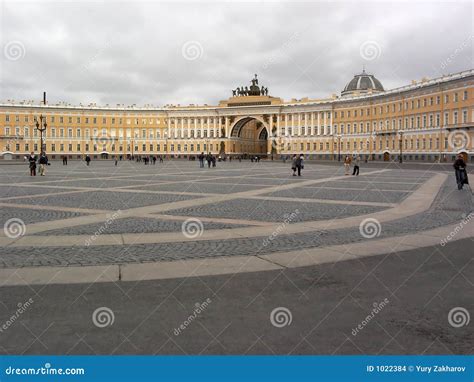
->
(27, 151, 49, 176)
(343, 155, 361, 176)
(198, 152, 217, 168)
(291, 154, 305, 176)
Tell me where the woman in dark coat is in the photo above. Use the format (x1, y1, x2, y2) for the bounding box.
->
(28, 152, 37, 176)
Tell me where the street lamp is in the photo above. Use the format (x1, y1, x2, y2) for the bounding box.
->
(398, 130, 404, 163)
(35, 114, 47, 154)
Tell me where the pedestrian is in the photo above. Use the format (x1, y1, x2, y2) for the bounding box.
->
(114, 158, 118, 166)
(453, 154, 469, 190)
(212, 155, 216, 167)
(199, 152, 204, 168)
(206, 153, 212, 168)
(85, 154, 91, 166)
(159, 156, 163, 163)
(352, 155, 360, 176)
(28, 151, 37, 176)
(291, 154, 298, 176)
(38, 151, 48, 176)
(295, 153, 304, 176)
(344, 155, 351, 175)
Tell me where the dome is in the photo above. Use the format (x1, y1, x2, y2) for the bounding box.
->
(341, 70, 384, 96)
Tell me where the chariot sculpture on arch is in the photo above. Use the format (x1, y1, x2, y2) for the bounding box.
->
(232, 74, 269, 97)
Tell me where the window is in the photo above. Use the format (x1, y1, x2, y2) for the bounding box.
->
(5, 115, 10, 122)
(93, 117, 97, 124)
(60, 116, 64, 123)
(69, 117, 72, 123)
(77, 117, 81, 123)
(463, 90, 468, 100)
(454, 93, 458, 102)
(444, 95, 449, 104)
(76, 129, 81, 137)
(68, 128, 73, 137)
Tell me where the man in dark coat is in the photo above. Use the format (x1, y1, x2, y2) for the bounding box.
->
(453, 154, 469, 190)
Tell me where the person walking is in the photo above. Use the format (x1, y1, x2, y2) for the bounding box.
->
(291, 154, 298, 176)
(352, 155, 360, 176)
(114, 158, 118, 166)
(28, 152, 37, 176)
(159, 155, 163, 163)
(295, 154, 304, 176)
(85, 154, 91, 166)
(453, 154, 469, 190)
(38, 151, 48, 176)
(206, 153, 212, 168)
(198, 152, 204, 168)
(344, 155, 351, 175)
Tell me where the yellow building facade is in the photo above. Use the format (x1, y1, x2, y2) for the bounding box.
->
(0, 69, 473, 162)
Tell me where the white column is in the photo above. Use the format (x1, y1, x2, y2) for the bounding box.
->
(323, 112, 327, 135)
(310, 113, 314, 136)
(225, 117, 229, 137)
(276, 115, 280, 137)
(187, 118, 191, 138)
(317, 112, 321, 135)
(284, 115, 288, 136)
(200, 118, 204, 138)
(194, 117, 198, 138)
(297, 113, 301, 136)
(180, 118, 184, 138)
(329, 112, 333, 135)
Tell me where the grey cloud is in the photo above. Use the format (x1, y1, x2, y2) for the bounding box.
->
(0, 1, 472, 107)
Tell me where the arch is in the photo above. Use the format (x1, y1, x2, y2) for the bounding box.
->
(229, 116, 269, 138)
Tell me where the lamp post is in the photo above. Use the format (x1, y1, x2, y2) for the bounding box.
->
(398, 130, 404, 163)
(35, 114, 47, 154)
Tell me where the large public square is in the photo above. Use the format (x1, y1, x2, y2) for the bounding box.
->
(0, 159, 471, 355)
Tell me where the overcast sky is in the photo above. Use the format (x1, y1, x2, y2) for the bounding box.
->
(0, 0, 472, 107)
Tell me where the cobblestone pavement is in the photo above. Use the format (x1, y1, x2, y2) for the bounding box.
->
(0, 238, 471, 354)
(0, 160, 471, 268)
(0, 160, 472, 356)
